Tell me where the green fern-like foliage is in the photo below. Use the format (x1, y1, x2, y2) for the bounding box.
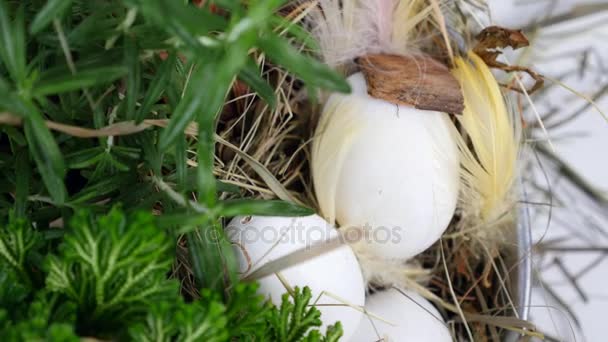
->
(0, 218, 79, 340)
(268, 287, 344, 342)
(0, 292, 79, 342)
(45, 207, 178, 335)
(128, 299, 228, 342)
(301, 324, 344, 342)
(129, 284, 345, 342)
(0, 218, 40, 286)
(225, 282, 271, 340)
(0, 267, 28, 312)
(0, 209, 345, 341)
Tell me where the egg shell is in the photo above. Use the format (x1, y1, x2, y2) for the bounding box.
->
(352, 288, 452, 342)
(312, 72, 460, 260)
(226, 215, 366, 340)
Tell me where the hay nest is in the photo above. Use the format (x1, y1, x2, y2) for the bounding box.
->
(179, 1, 541, 340)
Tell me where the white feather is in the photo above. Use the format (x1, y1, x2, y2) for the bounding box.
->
(306, 0, 434, 67)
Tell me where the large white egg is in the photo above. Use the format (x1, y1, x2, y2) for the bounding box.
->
(226, 214, 366, 340)
(312, 72, 460, 260)
(353, 288, 452, 342)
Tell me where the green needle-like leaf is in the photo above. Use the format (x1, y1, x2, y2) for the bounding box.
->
(0, 2, 27, 84)
(65, 147, 105, 169)
(186, 221, 239, 294)
(33, 66, 128, 96)
(125, 37, 141, 121)
(258, 33, 350, 93)
(158, 49, 244, 152)
(219, 199, 314, 217)
(22, 101, 67, 204)
(135, 53, 175, 123)
(133, 0, 225, 54)
(14, 151, 30, 218)
(238, 57, 277, 108)
(30, 0, 74, 34)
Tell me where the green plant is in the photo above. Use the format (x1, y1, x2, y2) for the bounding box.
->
(45, 208, 178, 334)
(268, 287, 344, 342)
(0, 208, 344, 341)
(0, 0, 350, 339)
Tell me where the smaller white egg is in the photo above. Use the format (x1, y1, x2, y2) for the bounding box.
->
(226, 215, 366, 340)
(353, 288, 452, 342)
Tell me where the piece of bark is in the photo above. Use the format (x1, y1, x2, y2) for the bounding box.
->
(357, 54, 464, 115)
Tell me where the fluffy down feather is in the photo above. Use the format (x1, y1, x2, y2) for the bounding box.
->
(306, 0, 434, 67)
(452, 52, 521, 236)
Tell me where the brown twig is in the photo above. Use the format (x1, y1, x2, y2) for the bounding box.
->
(473, 26, 544, 94)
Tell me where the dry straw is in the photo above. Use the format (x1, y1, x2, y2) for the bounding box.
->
(220, 1, 538, 340)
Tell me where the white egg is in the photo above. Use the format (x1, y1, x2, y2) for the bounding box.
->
(226, 214, 366, 340)
(353, 288, 452, 342)
(312, 72, 460, 260)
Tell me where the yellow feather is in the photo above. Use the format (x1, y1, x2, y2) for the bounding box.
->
(452, 52, 521, 228)
(391, 0, 434, 55)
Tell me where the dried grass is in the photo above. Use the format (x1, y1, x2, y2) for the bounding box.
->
(207, 3, 537, 339)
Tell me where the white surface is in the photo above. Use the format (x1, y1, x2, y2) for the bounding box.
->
(352, 288, 452, 342)
(488, 0, 608, 341)
(226, 215, 366, 340)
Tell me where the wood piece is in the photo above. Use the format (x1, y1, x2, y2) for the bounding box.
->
(357, 53, 464, 115)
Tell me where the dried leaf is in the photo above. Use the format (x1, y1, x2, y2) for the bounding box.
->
(473, 26, 544, 94)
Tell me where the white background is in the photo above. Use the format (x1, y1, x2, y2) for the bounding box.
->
(488, 0, 608, 341)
